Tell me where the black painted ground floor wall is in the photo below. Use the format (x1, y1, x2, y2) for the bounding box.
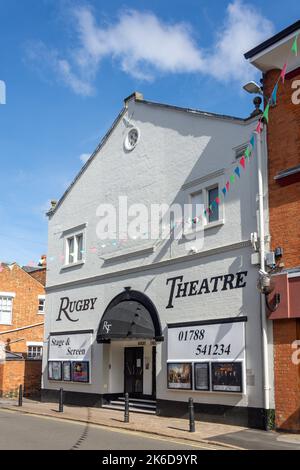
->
(41, 389, 273, 430)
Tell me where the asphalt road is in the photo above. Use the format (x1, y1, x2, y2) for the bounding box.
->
(0, 409, 219, 450)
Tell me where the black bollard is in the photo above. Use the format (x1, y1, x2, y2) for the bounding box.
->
(18, 384, 23, 407)
(124, 393, 129, 423)
(188, 397, 195, 432)
(59, 388, 64, 413)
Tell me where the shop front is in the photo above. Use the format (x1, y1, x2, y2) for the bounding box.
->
(42, 246, 273, 429)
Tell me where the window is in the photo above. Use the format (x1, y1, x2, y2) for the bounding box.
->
(65, 232, 85, 265)
(190, 191, 203, 224)
(235, 144, 247, 160)
(38, 295, 45, 314)
(207, 186, 219, 223)
(27, 344, 43, 359)
(0, 293, 15, 325)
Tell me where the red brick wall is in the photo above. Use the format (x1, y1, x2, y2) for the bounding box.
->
(265, 67, 300, 431)
(0, 264, 45, 355)
(273, 320, 300, 431)
(0, 360, 42, 398)
(264, 69, 300, 269)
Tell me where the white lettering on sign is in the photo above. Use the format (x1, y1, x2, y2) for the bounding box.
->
(49, 333, 92, 361)
(168, 321, 245, 361)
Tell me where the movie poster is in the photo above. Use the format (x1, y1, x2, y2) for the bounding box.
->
(48, 361, 62, 381)
(194, 362, 210, 390)
(72, 361, 89, 383)
(211, 362, 243, 392)
(167, 363, 192, 389)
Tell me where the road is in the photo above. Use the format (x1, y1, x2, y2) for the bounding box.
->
(0, 409, 220, 450)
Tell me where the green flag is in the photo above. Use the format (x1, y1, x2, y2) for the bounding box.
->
(292, 35, 298, 56)
(263, 103, 270, 123)
(230, 174, 235, 184)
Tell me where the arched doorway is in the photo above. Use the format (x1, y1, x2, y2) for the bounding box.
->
(97, 288, 163, 398)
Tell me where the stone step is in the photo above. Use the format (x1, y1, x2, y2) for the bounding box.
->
(102, 404, 156, 415)
(111, 400, 156, 410)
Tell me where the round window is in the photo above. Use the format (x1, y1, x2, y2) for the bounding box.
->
(124, 127, 140, 151)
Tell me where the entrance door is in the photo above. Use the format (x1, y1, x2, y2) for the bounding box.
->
(124, 347, 143, 397)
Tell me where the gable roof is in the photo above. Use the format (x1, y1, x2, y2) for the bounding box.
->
(47, 95, 257, 217)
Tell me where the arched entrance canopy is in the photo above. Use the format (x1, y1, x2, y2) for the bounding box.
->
(97, 288, 164, 343)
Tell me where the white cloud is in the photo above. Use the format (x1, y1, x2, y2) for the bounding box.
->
(26, 1, 274, 94)
(79, 153, 91, 164)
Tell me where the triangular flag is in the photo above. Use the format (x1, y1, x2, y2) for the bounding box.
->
(292, 35, 298, 56)
(222, 187, 227, 197)
(234, 167, 241, 178)
(245, 147, 250, 158)
(230, 174, 235, 184)
(255, 121, 263, 134)
(262, 103, 270, 123)
(250, 135, 255, 148)
(240, 156, 246, 169)
(226, 181, 230, 192)
(280, 63, 287, 83)
(271, 83, 278, 105)
(215, 197, 220, 205)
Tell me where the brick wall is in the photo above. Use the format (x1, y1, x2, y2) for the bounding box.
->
(273, 320, 300, 431)
(264, 67, 300, 431)
(264, 68, 300, 269)
(0, 263, 45, 355)
(0, 359, 42, 398)
(28, 268, 46, 287)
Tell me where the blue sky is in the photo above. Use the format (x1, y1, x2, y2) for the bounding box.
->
(0, 0, 299, 265)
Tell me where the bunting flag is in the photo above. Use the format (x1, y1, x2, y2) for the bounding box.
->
(271, 82, 278, 105)
(240, 156, 246, 169)
(226, 181, 230, 192)
(262, 103, 270, 123)
(215, 197, 220, 205)
(255, 120, 263, 134)
(230, 174, 235, 184)
(292, 35, 298, 56)
(234, 167, 241, 178)
(222, 187, 227, 197)
(280, 63, 287, 83)
(245, 146, 250, 158)
(249, 135, 255, 148)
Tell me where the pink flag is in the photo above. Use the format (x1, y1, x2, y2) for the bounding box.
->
(215, 197, 220, 205)
(240, 156, 246, 169)
(226, 181, 230, 192)
(255, 120, 263, 134)
(280, 63, 287, 83)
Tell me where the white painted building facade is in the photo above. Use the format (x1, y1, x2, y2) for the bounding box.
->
(42, 93, 274, 428)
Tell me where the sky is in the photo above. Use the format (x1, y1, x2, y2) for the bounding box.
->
(0, 0, 299, 266)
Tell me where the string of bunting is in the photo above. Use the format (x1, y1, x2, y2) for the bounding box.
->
(191, 32, 298, 226)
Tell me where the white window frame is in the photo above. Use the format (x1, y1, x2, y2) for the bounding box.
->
(183, 176, 225, 237)
(38, 295, 45, 315)
(27, 342, 43, 359)
(0, 292, 15, 326)
(62, 225, 86, 268)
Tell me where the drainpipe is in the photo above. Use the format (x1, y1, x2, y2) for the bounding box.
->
(256, 127, 270, 426)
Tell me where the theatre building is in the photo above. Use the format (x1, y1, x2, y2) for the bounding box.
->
(42, 92, 274, 429)
(245, 20, 300, 432)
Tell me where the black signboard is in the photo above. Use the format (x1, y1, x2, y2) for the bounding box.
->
(194, 362, 210, 391)
(211, 362, 243, 393)
(167, 363, 192, 389)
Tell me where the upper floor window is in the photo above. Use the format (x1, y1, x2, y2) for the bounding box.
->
(207, 186, 219, 223)
(38, 295, 45, 314)
(65, 232, 85, 265)
(27, 343, 43, 359)
(0, 292, 15, 325)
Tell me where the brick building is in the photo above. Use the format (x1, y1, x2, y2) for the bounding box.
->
(0, 262, 46, 398)
(245, 21, 300, 432)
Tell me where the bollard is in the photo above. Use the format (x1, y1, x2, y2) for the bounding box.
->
(18, 384, 23, 407)
(124, 392, 129, 423)
(59, 388, 64, 413)
(188, 397, 195, 432)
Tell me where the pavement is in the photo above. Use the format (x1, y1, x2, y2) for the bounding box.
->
(1, 398, 300, 450)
